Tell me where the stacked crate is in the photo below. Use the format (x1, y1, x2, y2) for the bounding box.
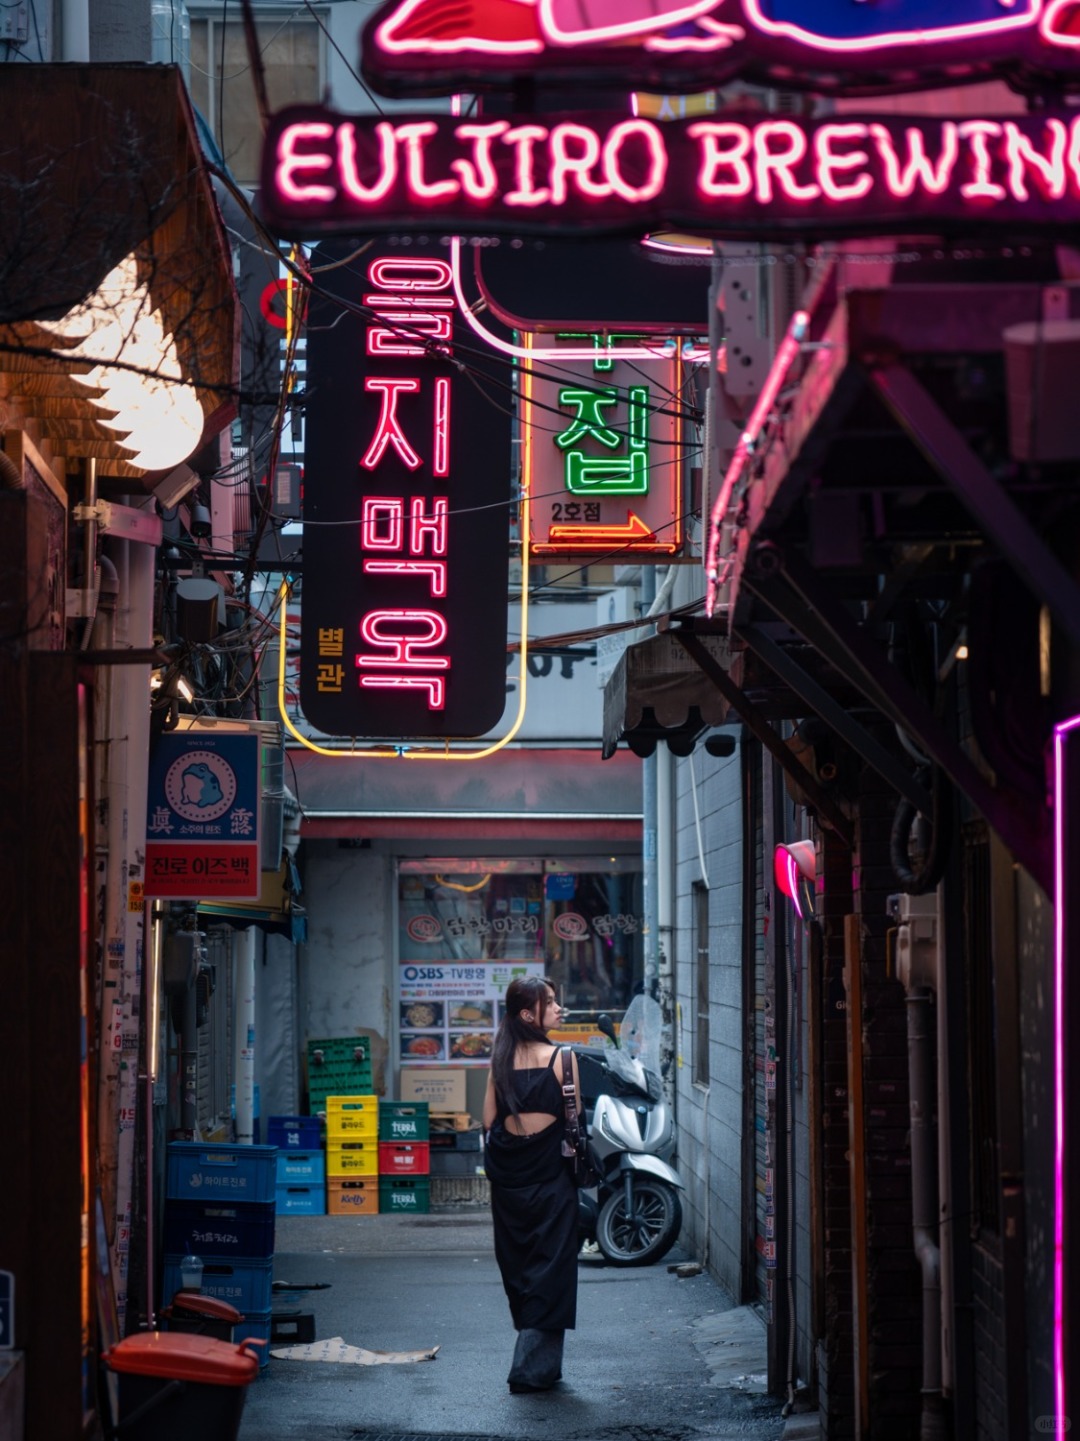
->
(325, 1096, 380, 1215)
(268, 1117, 325, 1216)
(306, 1036, 373, 1116)
(378, 1102, 430, 1214)
(162, 1142, 278, 1366)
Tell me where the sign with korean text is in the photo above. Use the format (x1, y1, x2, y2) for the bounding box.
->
(263, 108, 1080, 244)
(145, 732, 261, 898)
(300, 247, 511, 738)
(524, 334, 683, 559)
(356, 0, 1080, 98)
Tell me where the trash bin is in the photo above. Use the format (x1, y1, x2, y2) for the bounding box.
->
(103, 1332, 258, 1441)
(162, 1293, 243, 1343)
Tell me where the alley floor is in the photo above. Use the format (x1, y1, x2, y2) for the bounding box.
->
(235, 1208, 790, 1441)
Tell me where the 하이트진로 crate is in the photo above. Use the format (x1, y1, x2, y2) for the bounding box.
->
(166, 1143, 278, 1205)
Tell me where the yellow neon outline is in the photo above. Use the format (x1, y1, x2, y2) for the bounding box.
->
(275, 423, 531, 761)
(434, 873, 492, 892)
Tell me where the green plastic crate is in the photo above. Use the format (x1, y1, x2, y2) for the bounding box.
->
(379, 1101, 429, 1142)
(307, 1036, 373, 1112)
(378, 1177, 431, 1214)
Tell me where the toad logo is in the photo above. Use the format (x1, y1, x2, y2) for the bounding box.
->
(362, 0, 1080, 95)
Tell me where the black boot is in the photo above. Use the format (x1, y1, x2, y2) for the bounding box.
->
(507, 1328, 564, 1392)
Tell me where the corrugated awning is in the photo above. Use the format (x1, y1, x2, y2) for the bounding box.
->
(602, 632, 738, 759)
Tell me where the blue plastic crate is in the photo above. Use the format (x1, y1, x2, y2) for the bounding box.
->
(166, 1142, 278, 1204)
(275, 1184, 326, 1216)
(237, 1309, 272, 1369)
(275, 1150, 325, 1185)
(267, 1116, 322, 1150)
(163, 1255, 274, 1315)
(162, 1199, 276, 1261)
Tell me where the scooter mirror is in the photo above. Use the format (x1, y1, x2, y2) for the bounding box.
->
(597, 1013, 618, 1047)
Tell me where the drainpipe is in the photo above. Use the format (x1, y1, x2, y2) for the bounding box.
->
(893, 891, 946, 1440)
(234, 927, 256, 1143)
(641, 570, 659, 1001)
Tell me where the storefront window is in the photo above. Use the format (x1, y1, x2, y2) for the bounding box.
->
(397, 858, 643, 1065)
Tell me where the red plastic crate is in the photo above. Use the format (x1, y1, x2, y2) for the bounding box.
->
(378, 1141, 430, 1176)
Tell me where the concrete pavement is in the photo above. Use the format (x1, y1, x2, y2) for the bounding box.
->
(236, 1208, 787, 1441)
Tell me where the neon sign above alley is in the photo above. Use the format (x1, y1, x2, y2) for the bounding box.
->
(359, 0, 1080, 97)
(262, 109, 1080, 242)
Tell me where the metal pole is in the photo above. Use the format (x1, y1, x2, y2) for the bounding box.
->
(641, 570, 659, 998)
(235, 927, 256, 1143)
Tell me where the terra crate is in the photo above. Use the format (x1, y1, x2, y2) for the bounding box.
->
(266, 1116, 322, 1150)
(275, 1184, 325, 1216)
(378, 1177, 431, 1214)
(327, 1178, 379, 1215)
(166, 1142, 277, 1205)
(163, 1255, 274, 1316)
(275, 1150, 325, 1186)
(326, 1139, 378, 1177)
(378, 1101, 429, 1143)
(378, 1142, 430, 1176)
(324, 1095, 379, 1138)
(103, 1332, 258, 1441)
(162, 1199, 276, 1261)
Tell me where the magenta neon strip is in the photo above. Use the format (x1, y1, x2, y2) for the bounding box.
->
(1052, 713, 1079, 1433)
(704, 308, 808, 616)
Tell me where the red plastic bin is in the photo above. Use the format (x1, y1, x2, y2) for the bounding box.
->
(378, 1141, 430, 1175)
(103, 1331, 259, 1441)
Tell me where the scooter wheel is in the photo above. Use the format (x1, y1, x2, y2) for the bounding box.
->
(596, 1179, 682, 1267)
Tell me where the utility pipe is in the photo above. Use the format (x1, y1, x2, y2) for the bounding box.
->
(641, 569, 659, 1000)
(234, 927, 256, 1143)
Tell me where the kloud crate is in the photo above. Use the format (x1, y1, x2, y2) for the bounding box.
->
(274, 1184, 325, 1216)
(378, 1177, 431, 1214)
(324, 1095, 379, 1138)
(166, 1143, 278, 1205)
(275, 1150, 325, 1186)
(163, 1255, 274, 1316)
(378, 1101, 429, 1143)
(326, 1139, 378, 1177)
(266, 1116, 322, 1150)
(378, 1142, 430, 1176)
(162, 1200, 276, 1261)
(327, 1178, 379, 1216)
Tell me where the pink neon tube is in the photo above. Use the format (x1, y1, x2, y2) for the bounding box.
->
(1053, 714, 1078, 1433)
(704, 308, 808, 616)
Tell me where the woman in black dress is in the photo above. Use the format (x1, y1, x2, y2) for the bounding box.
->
(483, 976, 582, 1393)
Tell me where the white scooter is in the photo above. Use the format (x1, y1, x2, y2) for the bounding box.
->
(572, 1000, 684, 1267)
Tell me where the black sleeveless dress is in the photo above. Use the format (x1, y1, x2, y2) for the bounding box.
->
(484, 1049, 578, 1333)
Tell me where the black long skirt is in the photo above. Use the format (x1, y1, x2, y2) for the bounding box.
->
(484, 1119, 578, 1333)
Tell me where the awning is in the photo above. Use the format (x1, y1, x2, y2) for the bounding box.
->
(197, 859, 307, 941)
(602, 632, 738, 759)
(0, 65, 237, 486)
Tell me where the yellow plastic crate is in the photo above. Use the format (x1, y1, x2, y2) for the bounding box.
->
(325, 1095, 379, 1141)
(326, 1139, 379, 1177)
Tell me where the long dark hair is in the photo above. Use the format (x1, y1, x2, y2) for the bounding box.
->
(490, 976, 555, 1118)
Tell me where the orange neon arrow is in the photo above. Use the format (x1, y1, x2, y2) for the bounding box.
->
(542, 511, 660, 550)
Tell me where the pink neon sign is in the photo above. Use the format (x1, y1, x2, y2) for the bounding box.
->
(299, 249, 511, 739)
(358, 0, 1080, 98)
(262, 108, 1080, 243)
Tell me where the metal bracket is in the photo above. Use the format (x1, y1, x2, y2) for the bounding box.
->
(72, 499, 162, 547)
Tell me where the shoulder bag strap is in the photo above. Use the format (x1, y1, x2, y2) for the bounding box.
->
(561, 1048, 582, 1146)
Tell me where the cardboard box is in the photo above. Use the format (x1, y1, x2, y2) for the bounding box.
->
(400, 1067, 467, 1113)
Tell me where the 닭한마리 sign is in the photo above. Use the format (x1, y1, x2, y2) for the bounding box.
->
(262, 108, 1080, 245)
(145, 731, 261, 899)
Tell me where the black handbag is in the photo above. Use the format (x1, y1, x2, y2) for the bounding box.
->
(560, 1048, 601, 1189)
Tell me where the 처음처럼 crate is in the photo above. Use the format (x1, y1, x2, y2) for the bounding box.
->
(324, 1095, 379, 1139)
(166, 1142, 278, 1205)
(162, 1199, 276, 1261)
(275, 1150, 325, 1186)
(326, 1138, 378, 1177)
(275, 1184, 325, 1216)
(378, 1101, 429, 1143)
(266, 1116, 322, 1150)
(163, 1255, 274, 1315)
(378, 1142, 430, 1176)
(378, 1177, 431, 1214)
(327, 1178, 379, 1215)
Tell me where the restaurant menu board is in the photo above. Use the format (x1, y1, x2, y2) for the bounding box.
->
(398, 962, 545, 1065)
